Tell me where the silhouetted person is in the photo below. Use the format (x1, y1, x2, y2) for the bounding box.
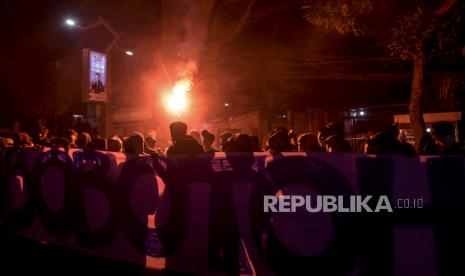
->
(220, 132, 233, 151)
(385, 123, 400, 140)
(225, 133, 254, 152)
(166, 122, 204, 156)
(19, 132, 33, 147)
(145, 130, 157, 149)
(50, 137, 70, 150)
(318, 122, 350, 153)
(298, 133, 322, 153)
(33, 118, 49, 146)
(418, 133, 436, 155)
(89, 138, 107, 151)
(189, 129, 202, 146)
(202, 130, 218, 154)
(67, 129, 78, 148)
(250, 135, 261, 152)
(329, 121, 346, 134)
(0, 137, 13, 149)
(209, 133, 255, 273)
(289, 129, 298, 150)
(145, 130, 163, 155)
(431, 121, 461, 155)
(363, 131, 415, 157)
(384, 123, 416, 157)
(107, 135, 123, 152)
(123, 132, 147, 159)
(317, 126, 331, 151)
(267, 128, 295, 152)
(324, 135, 351, 153)
(364, 132, 397, 155)
(76, 132, 91, 149)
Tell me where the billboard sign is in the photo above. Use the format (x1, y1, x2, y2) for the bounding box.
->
(82, 49, 107, 102)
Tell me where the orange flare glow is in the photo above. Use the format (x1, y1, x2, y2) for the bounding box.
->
(165, 78, 191, 115)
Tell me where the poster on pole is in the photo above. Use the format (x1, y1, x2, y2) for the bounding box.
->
(82, 49, 107, 102)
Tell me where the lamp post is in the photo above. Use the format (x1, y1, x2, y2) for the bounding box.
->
(65, 16, 134, 55)
(65, 16, 133, 137)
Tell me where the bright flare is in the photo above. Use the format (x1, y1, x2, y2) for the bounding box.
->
(125, 51, 134, 56)
(65, 19, 76, 26)
(166, 79, 191, 115)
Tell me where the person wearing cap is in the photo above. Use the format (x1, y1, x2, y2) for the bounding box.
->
(317, 122, 351, 153)
(298, 133, 323, 153)
(267, 128, 295, 152)
(323, 134, 351, 153)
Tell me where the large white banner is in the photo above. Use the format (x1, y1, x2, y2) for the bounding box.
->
(2, 147, 464, 275)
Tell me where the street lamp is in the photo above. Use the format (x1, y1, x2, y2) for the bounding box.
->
(64, 15, 135, 137)
(63, 16, 134, 56)
(65, 18, 76, 26)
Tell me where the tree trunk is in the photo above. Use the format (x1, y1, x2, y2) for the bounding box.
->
(409, 53, 426, 151)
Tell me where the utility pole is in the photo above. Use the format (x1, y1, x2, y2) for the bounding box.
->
(65, 16, 133, 137)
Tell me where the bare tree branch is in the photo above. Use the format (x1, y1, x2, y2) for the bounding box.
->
(436, 0, 458, 16)
(225, 0, 258, 43)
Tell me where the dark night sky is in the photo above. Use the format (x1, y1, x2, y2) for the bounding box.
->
(0, 0, 162, 129)
(0, 0, 421, 131)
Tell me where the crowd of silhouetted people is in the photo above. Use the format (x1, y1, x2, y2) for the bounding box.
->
(0, 119, 463, 157)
